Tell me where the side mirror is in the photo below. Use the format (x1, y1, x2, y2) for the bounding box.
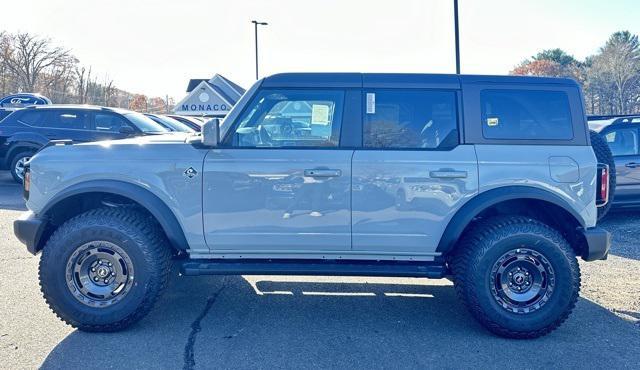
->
(202, 118, 220, 147)
(119, 126, 135, 135)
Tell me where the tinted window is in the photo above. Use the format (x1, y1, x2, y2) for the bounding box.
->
(604, 128, 638, 156)
(146, 115, 193, 132)
(231, 89, 344, 148)
(16, 110, 47, 126)
(44, 110, 90, 129)
(363, 90, 458, 149)
(123, 112, 169, 133)
(94, 113, 130, 132)
(481, 90, 573, 140)
(0, 110, 12, 122)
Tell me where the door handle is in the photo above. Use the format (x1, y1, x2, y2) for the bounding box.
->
(430, 170, 468, 179)
(625, 162, 640, 168)
(304, 169, 342, 178)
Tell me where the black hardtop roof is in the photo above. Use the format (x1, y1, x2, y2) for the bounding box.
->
(262, 72, 579, 89)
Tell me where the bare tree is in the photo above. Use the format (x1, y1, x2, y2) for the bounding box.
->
(1, 32, 75, 92)
(593, 31, 640, 114)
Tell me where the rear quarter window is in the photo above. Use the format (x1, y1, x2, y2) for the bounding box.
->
(481, 90, 573, 140)
(16, 110, 48, 126)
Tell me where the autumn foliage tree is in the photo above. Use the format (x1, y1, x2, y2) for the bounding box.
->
(511, 59, 563, 77)
(511, 34, 640, 115)
(128, 94, 148, 112)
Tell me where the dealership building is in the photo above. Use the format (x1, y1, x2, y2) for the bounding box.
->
(173, 74, 245, 118)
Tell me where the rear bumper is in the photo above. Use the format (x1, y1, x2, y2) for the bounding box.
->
(580, 227, 611, 261)
(13, 211, 46, 255)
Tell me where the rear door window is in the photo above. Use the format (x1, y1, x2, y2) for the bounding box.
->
(363, 90, 458, 149)
(481, 90, 573, 140)
(45, 110, 91, 130)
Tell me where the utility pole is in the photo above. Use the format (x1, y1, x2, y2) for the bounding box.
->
(454, 0, 461, 74)
(251, 20, 268, 80)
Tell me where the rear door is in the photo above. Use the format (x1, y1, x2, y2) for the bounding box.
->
(351, 87, 478, 256)
(602, 126, 640, 205)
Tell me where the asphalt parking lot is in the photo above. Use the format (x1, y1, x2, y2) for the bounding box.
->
(0, 172, 638, 369)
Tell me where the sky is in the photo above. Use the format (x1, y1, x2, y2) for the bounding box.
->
(5, 0, 640, 101)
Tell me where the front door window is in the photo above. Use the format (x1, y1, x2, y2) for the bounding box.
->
(227, 89, 344, 148)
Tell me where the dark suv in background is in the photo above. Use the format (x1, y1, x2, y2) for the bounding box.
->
(0, 105, 170, 183)
(590, 115, 640, 209)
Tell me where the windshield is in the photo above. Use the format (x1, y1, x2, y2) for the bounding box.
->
(148, 115, 194, 132)
(124, 112, 170, 133)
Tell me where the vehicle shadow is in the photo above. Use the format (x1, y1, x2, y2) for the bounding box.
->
(599, 209, 640, 261)
(0, 172, 26, 211)
(41, 268, 640, 369)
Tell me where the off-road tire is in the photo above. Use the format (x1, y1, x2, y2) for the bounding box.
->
(10, 150, 34, 184)
(39, 207, 171, 332)
(590, 129, 616, 220)
(450, 216, 580, 339)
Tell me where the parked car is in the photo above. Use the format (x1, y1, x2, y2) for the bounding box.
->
(15, 73, 611, 338)
(166, 114, 204, 131)
(144, 113, 195, 133)
(589, 114, 640, 208)
(0, 105, 171, 183)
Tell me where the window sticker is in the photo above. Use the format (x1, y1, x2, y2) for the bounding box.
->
(366, 93, 376, 114)
(311, 104, 330, 125)
(486, 117, 499, 126)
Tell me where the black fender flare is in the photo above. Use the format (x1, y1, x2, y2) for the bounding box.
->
(40, 180, 189, 251)
(436, 186, 586, 255)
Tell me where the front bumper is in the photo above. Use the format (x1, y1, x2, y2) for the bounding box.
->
(580, 227, 611, 261)
(13, 211, 47, 255)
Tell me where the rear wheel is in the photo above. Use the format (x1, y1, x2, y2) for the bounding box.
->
(590, 129, 616, 220)
(39, 208, 171, 332)
(450, 216, 580, 338)
(10, 151, 34, 184)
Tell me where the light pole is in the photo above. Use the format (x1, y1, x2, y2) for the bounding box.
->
(453, 0, 461, 74)
(251, 20, 268, 80)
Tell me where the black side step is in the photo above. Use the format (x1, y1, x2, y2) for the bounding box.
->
(181, 259, 446, 278)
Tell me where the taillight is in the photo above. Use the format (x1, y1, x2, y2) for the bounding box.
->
(23, 167, 30, 201)
(596, 164, 609, 207)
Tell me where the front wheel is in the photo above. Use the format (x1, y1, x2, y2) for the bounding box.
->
(39, 208, 171, 332)
(450, 216, 580, 339)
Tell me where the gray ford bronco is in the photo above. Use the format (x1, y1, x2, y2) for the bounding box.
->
(14, 73, 612, 338)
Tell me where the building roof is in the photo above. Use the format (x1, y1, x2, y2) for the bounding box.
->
(217, 75, 245, 95)
(185, 74, 245, 96)
(186, 79, 208, 93)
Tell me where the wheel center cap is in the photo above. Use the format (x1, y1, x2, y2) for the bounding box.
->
(513, 272, 526, 285)
(97, 267, 110, 278)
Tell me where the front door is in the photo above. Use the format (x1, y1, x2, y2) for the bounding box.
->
(203, 88, 352, 253)
(602, 126, 640, 206)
